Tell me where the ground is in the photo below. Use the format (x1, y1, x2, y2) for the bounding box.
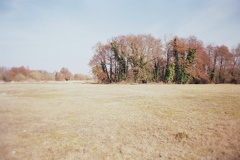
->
(0, 82, 240, 160)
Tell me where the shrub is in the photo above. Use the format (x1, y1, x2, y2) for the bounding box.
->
(55, 72, 65, 81)
(29, 71, 42, 81)
(15, 73, 26, 81)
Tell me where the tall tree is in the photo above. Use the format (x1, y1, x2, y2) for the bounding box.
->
(89, 34, 163, 83)
(164, 36, 174, 83)
(205, 44, 218, 82)
(230, 44, 240, 83)
(216, 45, 231, 83)
(89, 34, 239, 84)
(186, 36, 209, 83)
(89, 42, 113, 83)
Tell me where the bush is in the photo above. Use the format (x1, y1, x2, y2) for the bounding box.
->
(74, 74, 92, 80)
(29, 71, 42, 81)
(55, 72, 65, 81)
(15, 73, 26, 81)
(2, 72, 11, 82)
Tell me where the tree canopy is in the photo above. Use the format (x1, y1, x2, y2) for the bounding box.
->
(89, 34, 240, 84)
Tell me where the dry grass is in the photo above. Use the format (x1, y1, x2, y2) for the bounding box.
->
(0, 82, 240, 159)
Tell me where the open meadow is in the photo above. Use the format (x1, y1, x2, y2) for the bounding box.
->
(0, 82, 240, 160)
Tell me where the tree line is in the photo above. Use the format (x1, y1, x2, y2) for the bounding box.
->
(0, 66, 91, 82)
(89, 34, 240, 84)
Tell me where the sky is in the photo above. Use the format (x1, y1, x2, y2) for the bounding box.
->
(0, 0, 240, 75)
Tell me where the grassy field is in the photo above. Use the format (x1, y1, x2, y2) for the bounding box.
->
(0, 82, 240, 160)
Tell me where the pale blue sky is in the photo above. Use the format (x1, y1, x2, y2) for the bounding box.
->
(0, 0, 239, 74)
